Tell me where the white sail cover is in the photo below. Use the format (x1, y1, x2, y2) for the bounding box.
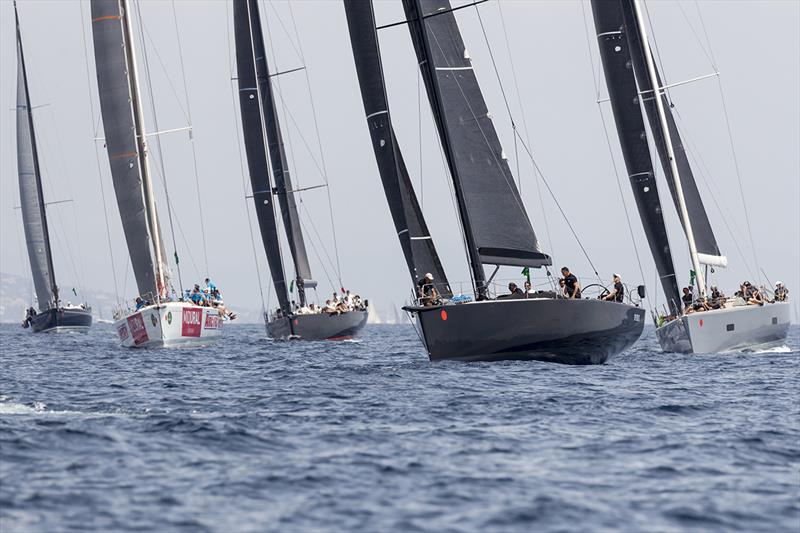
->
(16, 38, 55, 311)
(91, 0, 159, 298)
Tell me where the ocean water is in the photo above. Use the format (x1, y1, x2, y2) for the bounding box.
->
(1, 322, 798, 532)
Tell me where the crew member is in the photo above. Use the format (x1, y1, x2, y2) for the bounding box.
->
(561, 267, 581, 299)
(506, 282, 524, 298)
(774, 281, 788, 302)
(602, 274, 624, 303)
(417, 273, 438, 306)
(681, 287, 694, 311)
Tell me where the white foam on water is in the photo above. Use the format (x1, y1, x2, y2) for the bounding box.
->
(0, 401, 47, 415)
(752, 345, 792, 354)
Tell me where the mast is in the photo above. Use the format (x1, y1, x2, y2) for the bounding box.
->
(121, 0, 167, 300)
(248, 0, 314, 307)
(343, 0, 451, 295)
(630, 0, 706, 298)
(233, 0, 291, 314)
(403, 0, 485, 299)
(15, 1, 58, 310)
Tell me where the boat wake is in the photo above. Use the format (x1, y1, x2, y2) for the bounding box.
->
(751, 345, 792, 354)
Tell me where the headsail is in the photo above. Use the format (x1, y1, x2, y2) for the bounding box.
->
(91, 0, 164, 300)
(620, 0, 725, 267)
(246, 0, 315, 306)
(403, 0, 551, 297)
(343, 0, 451, 296)
(233, 0, 291, 314)
(15, 3, 57, 311)
(591, 0, 682, 311)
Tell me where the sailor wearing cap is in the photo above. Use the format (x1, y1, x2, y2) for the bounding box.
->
(417, 273, 438, 307)
(602, 273, 625, 303)
(774, 281, 788, 302)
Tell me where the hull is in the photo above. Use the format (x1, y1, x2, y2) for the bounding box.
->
(114, 302, 223, 348)
(30, 307, 93, 333)
(656, 302, 790, 354)
(267, 309, 368, 340)
(410, 298, 645, 364)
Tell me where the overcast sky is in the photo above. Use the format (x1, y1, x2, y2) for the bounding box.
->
(1, 0, 798, 321)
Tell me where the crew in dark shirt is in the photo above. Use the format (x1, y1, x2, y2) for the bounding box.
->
(560, 267, 581, 299)
(681, 287, 694, 310)
(417, 273, 438, 306)
(507, 282, 524, 298)
(602, 274, 624, 303)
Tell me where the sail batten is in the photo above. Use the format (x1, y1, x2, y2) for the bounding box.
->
(403, 0, 551, 295)
(91, 0, 160, 300)
(591, 0, 682, 311)
(344, 1, 450, 295)
(15, 4, 57, 311)
(234, 0, 290, 313)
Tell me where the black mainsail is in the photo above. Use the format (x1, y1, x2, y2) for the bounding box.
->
(15, 2, 58, 311)
(246, 0, 316, 306)
(403, 0, 551, 299)
(619, 0, 724, 268)
(234, 0, 291, 314)
(91, 0, 167, 301)
(343, 0, 450, 294)
(591, 0, 681, 311)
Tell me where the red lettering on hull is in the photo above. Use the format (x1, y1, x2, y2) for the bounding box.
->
(182, 308, 203, 337)
(204, 313, 222, 330)
(127, 313, 149, 346)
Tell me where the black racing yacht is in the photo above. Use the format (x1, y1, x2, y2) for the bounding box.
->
(15, 2, 91, 333)
(344, 0, 645, 364)
(233, 0, 367, 340)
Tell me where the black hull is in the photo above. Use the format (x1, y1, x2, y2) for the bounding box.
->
(29, 307, 93, 333)
(267, 310, 368, 340)
(410, 298, 645, 365)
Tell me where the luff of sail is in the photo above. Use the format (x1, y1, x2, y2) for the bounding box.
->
(591, 0, 682, 311)
(403, 0, 551, 274)
(343, 0, 451, 295)
(247, 0, 315, 305)
(91, 0, 162, 300)
(15, 4, 57, 311)
(620, 0, 726, 267)
(233, 0, 291, 314)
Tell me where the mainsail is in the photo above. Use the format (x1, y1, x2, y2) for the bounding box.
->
(91, 0, 165, 300)
(403, 0, 551, 297)
(620, 0, 725, 267)
(15, 3, 57, 311)
(233, 0, 291, 313)
(591, 0, 682, 311)
(343, 0, 450, 295)
(246, 0, 315, 306)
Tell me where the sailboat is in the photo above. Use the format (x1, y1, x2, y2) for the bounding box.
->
(344, 0, 645, 364)
(591, 0, 790, 353)
(91, 0, 223, 347)
(233, 0, 367, 341)
(15, 2, 92, 334)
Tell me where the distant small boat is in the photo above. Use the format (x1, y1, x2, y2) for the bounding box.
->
(233, 0, 367, 341)
(90, 0, 222, 347)
(344, 0, 645, 364)
(15, 2, 91, 334)
(591, 0, 789, 353)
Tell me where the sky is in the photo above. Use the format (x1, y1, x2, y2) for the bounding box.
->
(1, 0, 798, 322)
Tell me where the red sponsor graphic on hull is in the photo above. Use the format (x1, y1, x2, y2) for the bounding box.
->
(182, 308, 203, 337)
(117, 324, 129, 341)
(127, 313, 149, 345)
(204, 313, 222, 330)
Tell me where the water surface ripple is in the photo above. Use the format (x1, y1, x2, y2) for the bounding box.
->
(1, 323, 798, 532)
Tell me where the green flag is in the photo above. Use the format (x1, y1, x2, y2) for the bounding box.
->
(72, 287, 77, 296)
(174, 251, 180, 265)
(689, 269, 696, 286)
(521, 266, 530, 282)
(289, 279, 294, 293)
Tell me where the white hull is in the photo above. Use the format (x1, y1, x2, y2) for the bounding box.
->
(114, 302, 223, 348)
(656, 302, 790, 354)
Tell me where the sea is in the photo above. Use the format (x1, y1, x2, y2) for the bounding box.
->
(1, 323, 798, 532)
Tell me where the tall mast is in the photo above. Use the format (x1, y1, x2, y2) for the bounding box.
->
(121, 0, 167, 300)
(15, 1, 58, 308)
(631, 0, 706, 298)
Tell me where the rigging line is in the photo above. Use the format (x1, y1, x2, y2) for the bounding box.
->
(579, 0, 645, 284)
(298, 217, 336, 291)
(170, 0, 209, 276)
(514, 130, 600, 276)
(496, 0, 554, 257)
(418, 66, 423, 208)
(287, 1, 343, 286)
(79, 0, 120, 304)
(298, 201, 339, 283)
(134, 0, 183, 293)
(693, 0, 718, 68)
(642, 0, 670, 90)
(675, 1, 716, 71)
(225, 0, 266, 312)
(671, 106, 757, 281)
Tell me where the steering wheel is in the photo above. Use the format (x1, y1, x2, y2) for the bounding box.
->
(582, 283, 610, 299)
